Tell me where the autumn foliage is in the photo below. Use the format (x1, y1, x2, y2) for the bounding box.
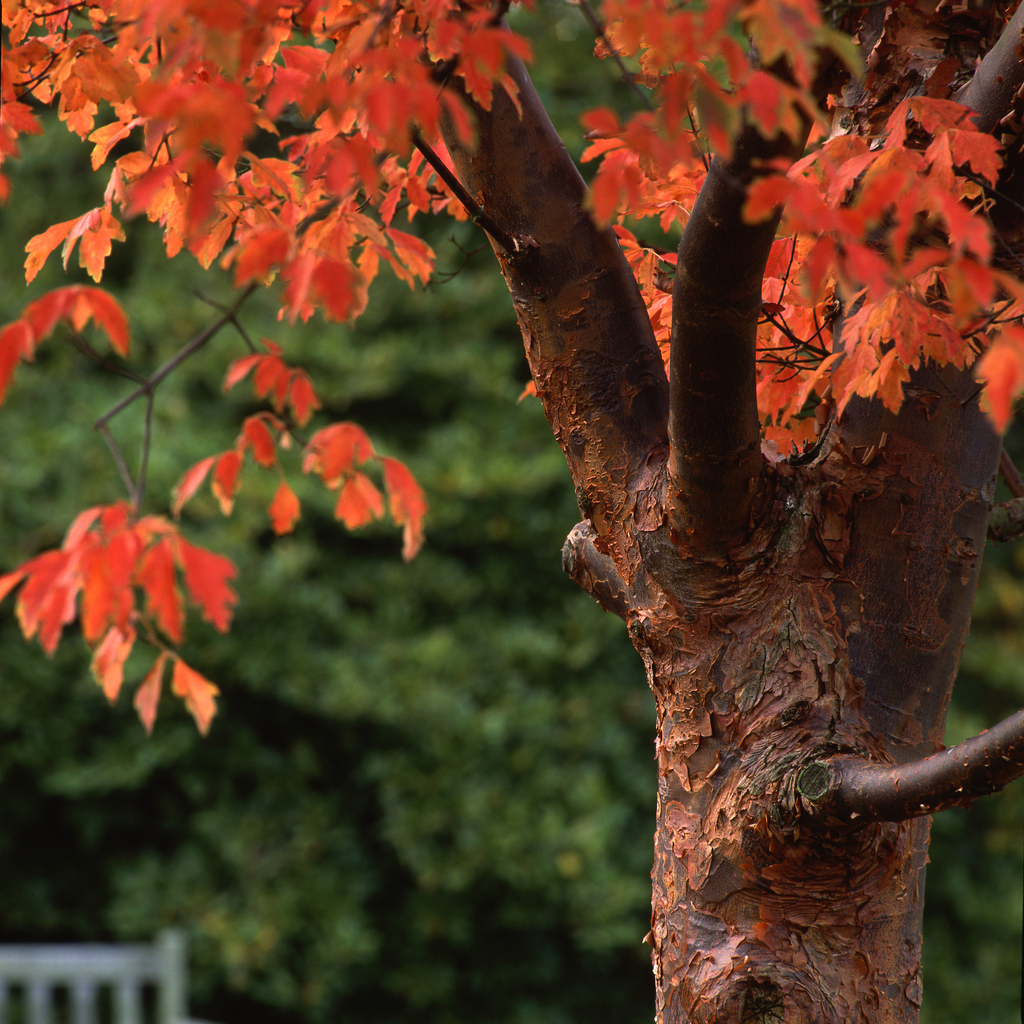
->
(2, 0, 1023, 730)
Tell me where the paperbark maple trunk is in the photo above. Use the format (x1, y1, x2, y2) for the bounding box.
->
(438, 11, 1020, 1020)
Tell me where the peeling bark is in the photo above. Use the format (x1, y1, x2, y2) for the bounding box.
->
(436, 3, 1024, 1019)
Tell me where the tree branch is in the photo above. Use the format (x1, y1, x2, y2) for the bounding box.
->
(94, 284, 257, 430)
(795, 708, 1024, 822)
(668, 125, 809, 554)
(1000, 445, 1024, 496)
(953, 2, 1024, 134)
(437, 46, 669, 538)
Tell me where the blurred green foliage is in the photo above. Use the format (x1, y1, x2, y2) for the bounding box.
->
(0, 4, 1020, 1023)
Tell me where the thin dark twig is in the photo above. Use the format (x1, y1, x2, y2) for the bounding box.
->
(136, 392, 155, 513)
(95, 284, 258, 430)
(412, 131, 518, 252)
(67, 332, 148, 384)
(14, 54, 61, 100)
(194, 290, 259, 351)
(432, 236, 491, 284)
(1000, 447, 1024, 497)
(576, 0, 654, 113)
(98, 422, 139, 507)
(364, 0, 399, 52)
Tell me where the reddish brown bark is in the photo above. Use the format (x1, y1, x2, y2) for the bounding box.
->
(438, 6, 1024, 1020)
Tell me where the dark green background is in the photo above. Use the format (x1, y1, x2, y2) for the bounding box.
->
(1, 5, 1020, 1021)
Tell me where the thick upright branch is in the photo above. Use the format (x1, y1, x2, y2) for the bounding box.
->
(438, 51, 669, 538)
(668, 127, 807, 554)
(953, 1, 1024, 134)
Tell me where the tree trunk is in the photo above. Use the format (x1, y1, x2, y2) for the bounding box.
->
(438, 7, 1023, 1018)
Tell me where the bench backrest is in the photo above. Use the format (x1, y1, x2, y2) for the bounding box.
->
(0, 930, 188, 1024)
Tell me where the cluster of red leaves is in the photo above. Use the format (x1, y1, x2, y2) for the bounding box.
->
(745, 97, 1014, 426)
(0, 286, 425, 732)
(170, 344, 427, 561)
(0, 285, 128, 403)
(1, 0, 529, 324)
(581, 0, 850, 222)
(596, 87, 1024, 445)
(0, 503, 231, 735)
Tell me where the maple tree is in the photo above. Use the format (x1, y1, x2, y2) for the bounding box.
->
(4, 0, 1024, 1018)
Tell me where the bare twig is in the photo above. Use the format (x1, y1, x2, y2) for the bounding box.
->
(94, 284, 258, 431)
(194, 289, 259, 351)
(68, 332, 147, 384)
(795, 708, 1024, 822)
(1000, 447, 1024, 497)
(98, 422, 140, 507)
(136, 392, 155, 513)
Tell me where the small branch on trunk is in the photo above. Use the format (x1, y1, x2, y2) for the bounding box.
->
(412, 131, 518, 254)
(988, 495, 1024, 541)
(1000, 446, 1024, 496)
(561, 520, 635, 618)
(796, 708, 1024, 822)
(953, 2, 1024, 135)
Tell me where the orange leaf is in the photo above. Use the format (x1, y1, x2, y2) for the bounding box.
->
(287, 371, 320, 427)
(231, 226, 291, 286)
(239, 415, 277, 468)
(312, 258, 356, 321)
(137, 537, 184, 643)
(25, 218, 77, 283)
(89, 118, 143, 171)
(134, 651, 168, 735)
(77, 208, 126, 283)
(174, 536, 237, 632)
(62, 208, 102, 270)
(14, 548, 79, 655)
(212, 449, 243, 514)
(303, 423, 375, 487)
(335, 471, 384, 529)
(381, 456, 427, 561)
(269, 480, 301, 535)
(63, 505, 105, 550)
(223, 352, 262, 392)
(253, 353, 289, 408)
(0, 320, 33, 405)
(171, 657, 219, 736)
(978, 327, 1024, 432)
(171, 455, 216, 517)
(79, 528, 139, 644)
(70, 286, 130, 355)
(90, 624, 136, 703)
(0, 568, 27, 607)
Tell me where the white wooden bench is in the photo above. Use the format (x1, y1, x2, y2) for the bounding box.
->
(0, 929, 214, 1024)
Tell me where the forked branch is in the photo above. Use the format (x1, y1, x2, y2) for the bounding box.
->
(796, 708, 1024, 822)
(668, 125, 810, 554)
